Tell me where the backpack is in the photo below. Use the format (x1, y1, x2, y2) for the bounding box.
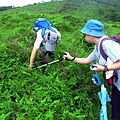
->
(33, 18, 56, 38)
(100, 35, 120, 60)
(100, 36, 120, 86)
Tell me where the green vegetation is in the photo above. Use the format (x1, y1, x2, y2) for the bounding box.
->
(0, 0, 120, 119)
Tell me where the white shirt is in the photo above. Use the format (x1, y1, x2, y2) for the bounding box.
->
(34, 28, 61, 49)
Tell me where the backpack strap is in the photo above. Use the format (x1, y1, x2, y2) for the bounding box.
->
(42, 27, 56, 38)
(113, 35, 120, 40)
(100, 36, 120, 60)
(100, 37, 116, 61)
(41, 29, 46, 38)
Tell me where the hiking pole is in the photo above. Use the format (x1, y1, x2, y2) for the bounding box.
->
(33, 57, 64, 70)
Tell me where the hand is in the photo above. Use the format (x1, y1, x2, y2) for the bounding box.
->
(29, 65, 32, 70)
(90, 64, 104, 72)
(63, 52, 73, 60)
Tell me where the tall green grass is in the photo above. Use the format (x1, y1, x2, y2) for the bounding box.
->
(0, 0, 120, 119)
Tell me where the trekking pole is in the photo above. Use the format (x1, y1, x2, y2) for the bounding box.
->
(33, 57, 64, 70)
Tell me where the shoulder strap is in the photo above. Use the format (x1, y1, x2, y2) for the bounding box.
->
(100, 37, 118, 60)
(41, 29, 46, 38)
(113, 35, 120, 40)
(100, 36, 120, 60)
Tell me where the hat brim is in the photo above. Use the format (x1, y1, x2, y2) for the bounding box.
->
(45, 41, 55, 51)
(81, 27, 105, 37)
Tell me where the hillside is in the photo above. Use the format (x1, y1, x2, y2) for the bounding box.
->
(1, 0, 120, 21)
(0, 0, 120, 120)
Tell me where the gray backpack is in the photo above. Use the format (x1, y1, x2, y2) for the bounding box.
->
(43, 30, 59, 45)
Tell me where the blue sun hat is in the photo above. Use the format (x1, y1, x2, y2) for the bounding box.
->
(81, 19, 105, 37)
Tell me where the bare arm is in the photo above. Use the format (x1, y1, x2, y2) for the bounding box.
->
(108, 60, 120, 71)
(90, 60, 120, 72)
(63, 52, 94, 64)
(29, 47, 38, 67)
(73, 57, 93, 64)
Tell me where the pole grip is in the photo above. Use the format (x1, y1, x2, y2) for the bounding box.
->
(59, 58, 64, 61)
(63, 52, 69, 60)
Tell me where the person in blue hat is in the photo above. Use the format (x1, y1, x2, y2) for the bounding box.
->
(63, 19, 120, 120)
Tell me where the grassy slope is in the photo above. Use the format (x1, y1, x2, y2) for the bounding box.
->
(0, 1, 120, 120)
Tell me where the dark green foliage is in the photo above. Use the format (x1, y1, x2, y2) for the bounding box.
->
(0, 6, 12, 11)
(0, 0, 119, 119)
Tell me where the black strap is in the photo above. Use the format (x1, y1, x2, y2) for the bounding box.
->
(103, 71, 107, 87)
(71, 57, 76, 61)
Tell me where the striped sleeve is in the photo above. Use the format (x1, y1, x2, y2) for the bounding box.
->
(87, 47, 97, 61)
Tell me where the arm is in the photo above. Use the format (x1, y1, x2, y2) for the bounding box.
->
(29, 47, 38, 67)
(29, 30, 43, 68)
(108, 60, 120, 71)
(91, 60, 120, 72)
(74, 57, 93, 64)
(63, 52, 94, 64)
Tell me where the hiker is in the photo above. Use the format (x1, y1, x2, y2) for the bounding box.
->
(29, 18, 61, 68)
(63, 19, 120, 120)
